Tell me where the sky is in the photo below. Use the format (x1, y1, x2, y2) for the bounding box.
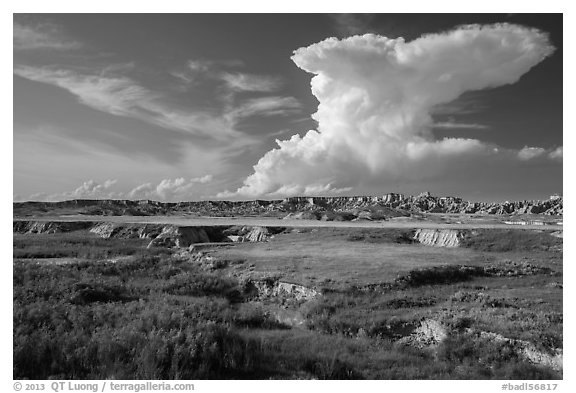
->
(13, 13, 563, 203)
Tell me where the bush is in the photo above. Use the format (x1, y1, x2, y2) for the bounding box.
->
(70, 283, 133, 305)
(162, 272, 242, 302)
(395, 265, 486, 287)
(436, 333, 560, 379)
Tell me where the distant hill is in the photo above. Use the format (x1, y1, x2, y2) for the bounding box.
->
(13, 192, 562, 219)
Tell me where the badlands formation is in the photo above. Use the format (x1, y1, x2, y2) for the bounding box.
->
(13, 191, 563, 218)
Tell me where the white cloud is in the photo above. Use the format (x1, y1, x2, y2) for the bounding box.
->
(220, 72, 283, 92)
(68, 179, 118, 198)
(129, 176, 214, 201)
(23, 179, 121, 201)
(14, 66, 150, 116)
(27, 192, 48, 201)
(171, 59, 245, 86)
(187, 59, 243, 73)
(170, 71, 195, 84)
(225, 24, 556, 198)
(548, 146, 563, 161)
(228, 96, 302, 119)
(176, 61, 290, 106)
(127, 183, 155, 199)
(187, 59, 212, 73)
(156, 178, 187, 199)
(14, 22, 81, 51)
(25, 176, 214, 202)
(269, 184, 352, 198)
(215, 182, 351, 199)
(517, 146, 547, 161)
(13, 66, 242, 141)
(14, 64, 301, 142)
(192, 174, 214, 184)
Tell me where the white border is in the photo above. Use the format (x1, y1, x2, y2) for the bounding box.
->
(4, 1, 573, 391)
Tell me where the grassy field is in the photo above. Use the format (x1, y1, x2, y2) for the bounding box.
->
(13, 231, 172, 260)
(13, 226, 562, 379)
(211, 227, 562, 287)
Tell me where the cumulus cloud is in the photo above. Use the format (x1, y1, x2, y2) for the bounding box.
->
(24, 176, 214, 202)
(216, 182, 351, 199)
(128, 175, 214, 200)
(517, 146, 547, 161)
(14, 22, 81, 51)
(225, 24, 557, 198)
(26, 179, 122, 201)
(262, 183, 352, 198)
(548, 146, 563, 161)
(68, 179, 118, 198)
(27, 192, 49, 201)
(126, 183, 155, 199)
(156, 178, 190, 199)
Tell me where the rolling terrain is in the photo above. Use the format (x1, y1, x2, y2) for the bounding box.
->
(12, 196, 563, 379)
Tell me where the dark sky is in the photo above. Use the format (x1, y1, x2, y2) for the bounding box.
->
(13, 14, 562, 202)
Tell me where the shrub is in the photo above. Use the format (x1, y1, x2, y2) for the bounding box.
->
(395, 265, 486, 287)
(70, 283, 133, 305)
(162, 272, 242, 302)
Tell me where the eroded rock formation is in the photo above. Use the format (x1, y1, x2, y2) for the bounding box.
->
(244, 278, 319, 302)
(13, 192, 563, 218)
(413, 229, 462, 247)
(399, 319, 563, 372)
(14, 221, 285, 249)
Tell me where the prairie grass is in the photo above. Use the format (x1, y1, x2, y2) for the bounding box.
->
(460, 229, 562, 252)
(13, 228, 562, 379)
(13, 231, 171, 259)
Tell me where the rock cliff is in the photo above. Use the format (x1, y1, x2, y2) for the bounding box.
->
(13, 192, 562, 218)
(13, 221, 282, 249)
(413, 229, 462, 247)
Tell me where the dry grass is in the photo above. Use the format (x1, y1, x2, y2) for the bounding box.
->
(13, 224, 562, 379)
(210, 228, 509, 287)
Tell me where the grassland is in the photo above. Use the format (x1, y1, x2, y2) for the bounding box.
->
(210, 227, 562, 287)
(13, 226, 562, 379)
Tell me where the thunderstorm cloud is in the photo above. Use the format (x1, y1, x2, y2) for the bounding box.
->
(226, 24, 558, 197)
